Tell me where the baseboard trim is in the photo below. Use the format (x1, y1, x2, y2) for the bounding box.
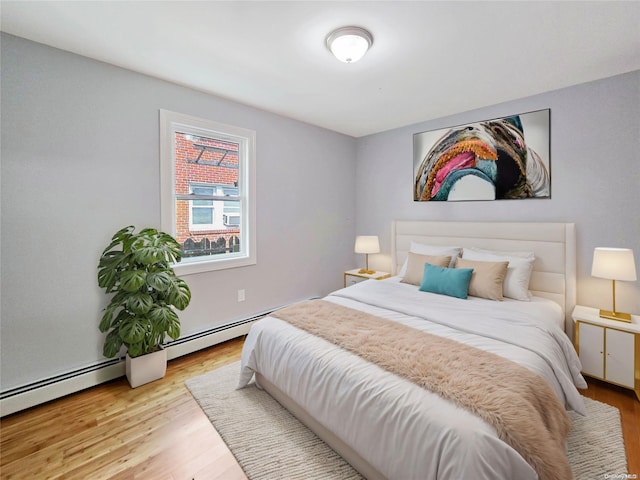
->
(0, 361, 128, 418)
(0, 320, 255, 417)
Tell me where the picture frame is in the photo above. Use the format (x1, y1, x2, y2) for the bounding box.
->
(413, 109, 550, 202)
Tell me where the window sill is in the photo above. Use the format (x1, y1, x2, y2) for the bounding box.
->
(173, 255, 256, 275)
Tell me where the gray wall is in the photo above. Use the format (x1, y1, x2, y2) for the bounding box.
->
(355, 70, 640, 318)
(0, 34, 357, 392)
(2, 32, 638, 394)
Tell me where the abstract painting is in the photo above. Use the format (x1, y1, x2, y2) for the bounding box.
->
(413, 109, 550, 201)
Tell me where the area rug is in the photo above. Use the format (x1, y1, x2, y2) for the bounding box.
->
(186, 362, 628, 480)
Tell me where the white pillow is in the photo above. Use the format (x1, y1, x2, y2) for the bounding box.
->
(461, 248, 535, 301)
(464, 247, 535, 259)
(398, 242, 462, 276)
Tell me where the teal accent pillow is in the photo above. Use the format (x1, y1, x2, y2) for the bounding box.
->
(419, 263, 473, 299)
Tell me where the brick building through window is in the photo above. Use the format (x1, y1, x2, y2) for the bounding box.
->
(174, 132, 240, 257)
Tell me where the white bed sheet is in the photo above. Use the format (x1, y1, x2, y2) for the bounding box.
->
(239, 278, 587, 480)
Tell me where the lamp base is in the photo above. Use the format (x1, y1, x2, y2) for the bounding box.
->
(358, 268, 376, 275)
(599, 309, 632, 323)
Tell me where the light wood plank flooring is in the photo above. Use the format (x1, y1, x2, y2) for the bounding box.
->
(2, 337, 639, 479)
(1, 338, 247, 480)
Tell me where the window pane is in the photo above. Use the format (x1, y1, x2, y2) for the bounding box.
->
(176, 132, 241, 255)
(192, 186, 214, 207)
(223, 201, 240, 214)
(192, 207, 213, 225)
(192, 186, 213, 195)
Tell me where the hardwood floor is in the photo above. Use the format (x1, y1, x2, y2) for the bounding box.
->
(1, 337, 639, 479)
(1, 338, 247, 480)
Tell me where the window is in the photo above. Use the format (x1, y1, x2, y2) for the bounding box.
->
(189, 184, 215, 230)
(187, 183, 240, 232)
(160, 110, 256, 274)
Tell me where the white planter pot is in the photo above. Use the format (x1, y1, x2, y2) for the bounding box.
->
(125, 348, 167, 388)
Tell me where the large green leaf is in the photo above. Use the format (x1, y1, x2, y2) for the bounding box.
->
(125, 292, 153, 314)
(111, 308, 134, 329)
(97, 268, 118, 291)
(113, 225, 135, 240)
(158, 232, 183, 263)
(107, 291, 128, 310)
(103, 330, 123, 358)
(97, 251, 125, 290)
(133, 230, 182, 265)
(99, 305, 117, 332)
(127, 342, 144, 358)
(98, 250, 124, 269)
(120, 270, 147, 292)
(138, 227, 159, 237)
(166, 315, 181, 340)
(168, 278, 191, 310)
(145, 271, 172, 292)
(133, 245, 161, 265)
(148, 304, 178, 327)
(118, 316, 149, 344)
(101, 226, 135, 255)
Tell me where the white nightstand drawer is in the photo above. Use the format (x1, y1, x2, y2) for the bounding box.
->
(577, 322, 604, 379)
(345, 274, 368, 286)
(605, 328, 635, 388)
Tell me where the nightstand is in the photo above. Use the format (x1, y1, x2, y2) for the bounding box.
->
(344, 269, 390, 287)
(572, 305, 639, 401)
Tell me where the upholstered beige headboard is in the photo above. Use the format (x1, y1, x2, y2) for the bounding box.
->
(391, 221, 576, 329)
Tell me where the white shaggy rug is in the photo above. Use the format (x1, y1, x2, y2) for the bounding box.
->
(186, 362, 628, 480)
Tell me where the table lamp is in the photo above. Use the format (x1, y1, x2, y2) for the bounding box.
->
(591, 247, 637, 322)
(355, 235, 380, 275)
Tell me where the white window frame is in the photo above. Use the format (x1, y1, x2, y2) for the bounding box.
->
(160, 110, 256, 274)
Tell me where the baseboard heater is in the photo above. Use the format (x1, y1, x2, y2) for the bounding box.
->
(0, 312, 271, 417)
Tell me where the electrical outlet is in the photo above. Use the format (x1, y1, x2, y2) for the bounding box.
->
(237, 289, 245, 302)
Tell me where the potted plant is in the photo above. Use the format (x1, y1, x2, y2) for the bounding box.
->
(97, 225, 191, 387)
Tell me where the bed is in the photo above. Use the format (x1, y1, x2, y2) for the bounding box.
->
(239, 221, 587, 480)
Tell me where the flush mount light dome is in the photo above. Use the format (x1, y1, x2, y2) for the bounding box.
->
(326, 26, 373, 63)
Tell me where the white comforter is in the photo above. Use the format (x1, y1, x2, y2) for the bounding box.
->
(239, 278, 587, 480)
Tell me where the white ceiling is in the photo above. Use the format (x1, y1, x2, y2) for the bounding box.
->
(2, 1, 639, 137)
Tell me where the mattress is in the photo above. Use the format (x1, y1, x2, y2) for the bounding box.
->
(239, 278, 587, 479)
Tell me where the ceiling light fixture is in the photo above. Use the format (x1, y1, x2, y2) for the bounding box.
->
(326, 26, 373, 64)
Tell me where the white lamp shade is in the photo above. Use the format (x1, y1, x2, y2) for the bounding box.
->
(327, 27, 373, 63)
(355, 235, 380, 254)
(591, 247, 637, 281)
